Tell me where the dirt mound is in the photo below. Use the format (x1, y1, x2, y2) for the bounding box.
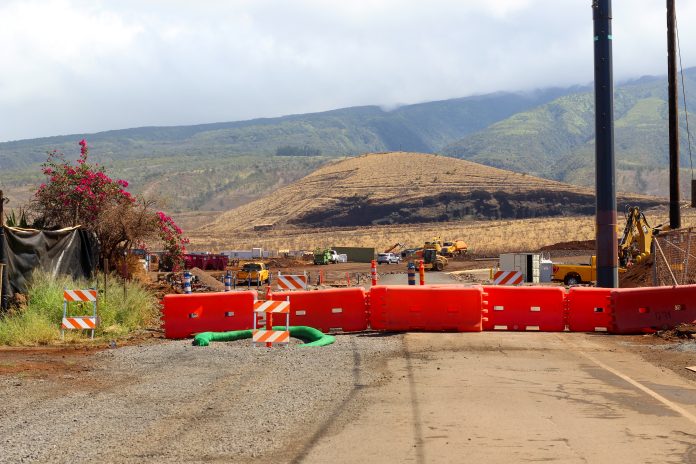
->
(540, 240, 595, 251)
(265, 257, 311, 268)
(619, 255, 654, 288)
(655, 323, 696, 341)
(199, 152, 661, 234)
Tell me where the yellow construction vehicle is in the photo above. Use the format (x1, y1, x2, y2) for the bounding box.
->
(618, 206, 666, 266)
(552, 206, 664, 285)
(441, 240, 468, 256)
(424, 237, 443, 253)
(384, 243, 405, 254)
(422, 248, 448, 271)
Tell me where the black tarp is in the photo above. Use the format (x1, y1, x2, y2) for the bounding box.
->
(0, 226, 99, 310)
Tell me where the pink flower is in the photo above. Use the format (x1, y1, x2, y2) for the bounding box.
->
(79, 139, 88, 157)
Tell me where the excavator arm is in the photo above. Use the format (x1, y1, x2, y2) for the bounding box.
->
(618, 206, 662, 266)
(384, 243, 404, 254)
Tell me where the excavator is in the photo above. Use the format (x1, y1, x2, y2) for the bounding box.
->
(384, 243, 405, 254)
(552, 206, 666, 284)
(618, 205, 667, 267)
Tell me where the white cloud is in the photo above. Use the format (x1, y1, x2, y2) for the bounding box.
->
(0, 0, 694, 141)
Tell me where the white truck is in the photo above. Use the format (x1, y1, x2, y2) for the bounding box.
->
(328, 250, 347, 263)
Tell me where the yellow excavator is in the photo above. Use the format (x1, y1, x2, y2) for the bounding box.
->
(552, 206, 666, 284)
(618, 206, 667, 267)
(384, 243, 405, 254)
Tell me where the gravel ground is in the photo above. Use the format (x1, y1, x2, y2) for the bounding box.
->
(0, 334, 403, 463)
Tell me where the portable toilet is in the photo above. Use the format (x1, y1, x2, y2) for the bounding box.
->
(539, 252, 553, 283)
(499, 253, 540, 284)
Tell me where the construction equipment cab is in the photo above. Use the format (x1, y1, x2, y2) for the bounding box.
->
(236, 262, 270, 284)
(422, 248, 448, 271)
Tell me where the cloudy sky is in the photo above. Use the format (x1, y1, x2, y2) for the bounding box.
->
(1, 0, 695, 142)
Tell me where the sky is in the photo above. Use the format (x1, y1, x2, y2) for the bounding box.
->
(1, 0, 695, 142)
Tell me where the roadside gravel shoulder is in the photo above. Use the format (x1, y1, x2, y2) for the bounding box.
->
(0, 333, 402, 463)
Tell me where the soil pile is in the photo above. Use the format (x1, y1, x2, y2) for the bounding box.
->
(655, 323, 696, 340)
(265, 257, 311, 268)
(540, 240, 595, 251)
(619, 256, 654, 288)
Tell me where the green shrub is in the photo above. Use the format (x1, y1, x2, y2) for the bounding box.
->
(0, 271, 160, 346)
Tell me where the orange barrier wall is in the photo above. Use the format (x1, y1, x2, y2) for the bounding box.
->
(271, 287, 368, 333)
(566, 287, 612, 332)
(610, 285, 696, 334)
(483, 286, 565, 331)
(162, 291, 258, 339)
(369, 285, 483, 332)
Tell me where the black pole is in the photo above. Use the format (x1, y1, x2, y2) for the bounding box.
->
(593, 0, 618, 288)
(0, 190, 7, 310)
(667, 0, 681, 228)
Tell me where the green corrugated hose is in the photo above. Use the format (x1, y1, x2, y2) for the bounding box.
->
(192, 326, 335, 347)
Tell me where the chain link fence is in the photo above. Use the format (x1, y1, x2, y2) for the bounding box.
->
(653, 227, 696, 286)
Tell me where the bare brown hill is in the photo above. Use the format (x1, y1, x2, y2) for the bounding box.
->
(199, 152, 663, 234)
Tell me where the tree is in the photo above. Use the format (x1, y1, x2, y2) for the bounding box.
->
(32, 140, 189, 269)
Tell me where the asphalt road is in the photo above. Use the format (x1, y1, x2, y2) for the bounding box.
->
(302, 332, 696, 463)
(3, 332, 696, 463)
(373, 271, 458, 287)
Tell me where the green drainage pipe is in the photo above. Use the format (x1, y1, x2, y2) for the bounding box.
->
(193, 326, 335, 347)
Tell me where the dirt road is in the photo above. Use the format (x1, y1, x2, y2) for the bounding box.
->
(2, 332, 695, 463)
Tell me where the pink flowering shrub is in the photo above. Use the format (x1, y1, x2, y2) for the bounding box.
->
(33, 140, 188, 270)
(157, 211, 190, 272)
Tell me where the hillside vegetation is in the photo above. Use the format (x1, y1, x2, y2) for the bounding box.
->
(197, 152, 661, 238)
(1, 69, 694, 213)
(443, 69, 696, 196)
(0, 90, 573, 211)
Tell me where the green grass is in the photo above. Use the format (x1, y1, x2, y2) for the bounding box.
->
(0, 271, 160, 346)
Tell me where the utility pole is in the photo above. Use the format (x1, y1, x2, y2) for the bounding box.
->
(593, 0, 618, 288)
(667, 0, 681, 228)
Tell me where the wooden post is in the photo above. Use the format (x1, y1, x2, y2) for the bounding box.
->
(0, 190, 4, 226)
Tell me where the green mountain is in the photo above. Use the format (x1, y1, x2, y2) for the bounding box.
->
(2, 67, 695, 213)
(443, 69, 696, 197)
(0, 89, 571, 211)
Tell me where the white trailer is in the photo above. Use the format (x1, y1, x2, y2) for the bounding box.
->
(498, 253, 540, 284)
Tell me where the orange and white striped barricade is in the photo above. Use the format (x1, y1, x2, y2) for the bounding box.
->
(61, 289, 98, 339)
(493, 270, 523, 286)
(252, 299, 290, 347)
(276, 272, 308, 291)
